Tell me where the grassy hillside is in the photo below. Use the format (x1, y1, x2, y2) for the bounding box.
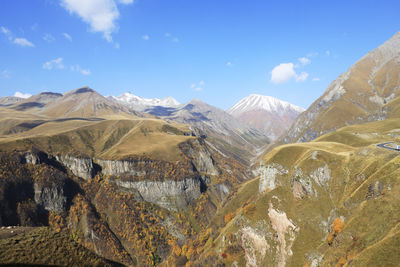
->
(0, 227, 122, 266)
(195, 118, 400, 266)
(273, 32, 400, 148)
(0, 109, 194, 161)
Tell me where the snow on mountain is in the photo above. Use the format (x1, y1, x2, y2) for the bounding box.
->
(112, 92, 180, 111)
(227, 94, 304, 116)
(144, 98, 269, 165)
(227, 94, 304, 141)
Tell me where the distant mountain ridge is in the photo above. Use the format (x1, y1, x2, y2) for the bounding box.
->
(144, 98, 269, 166)
(110, 92, 180, 111)
(227, 94, 304, 140)
(4, 87, 142, 118)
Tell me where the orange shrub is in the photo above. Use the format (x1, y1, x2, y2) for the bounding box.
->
(332, 217, 344, 234)
(224, 212, 236, 224)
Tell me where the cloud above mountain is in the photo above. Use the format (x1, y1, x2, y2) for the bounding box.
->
(60, 0, 134, 42)
(14, 91, 32, 99)
(270, 56, 311, 84)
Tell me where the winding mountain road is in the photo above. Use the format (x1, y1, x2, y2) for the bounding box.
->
(376, 142, 400, 151)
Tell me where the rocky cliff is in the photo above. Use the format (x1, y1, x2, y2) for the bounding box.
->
(113, 178, 204, 211)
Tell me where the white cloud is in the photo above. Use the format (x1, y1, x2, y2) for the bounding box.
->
(271, 63, 296, 84)
(226, 61, 232, 67)
(60, 0, 133, 42)
(62, 32, 72, 41)
(326, 50, 331, 56)
(307, 52, 319, 58)
(72, 64, 91, 75)
(117, 0, 134, 4)
(14, 92, 32, 99)
(13, 38, 35, 47)
(142, 34, 149, 40)
(1, 69, 10, 78)
(0, 26, 10, 35)
(43, 57, 64, 70)
(296, 72, 309, 82)
(164, 32, 179, 43)
(2, 27, 35, 47)
(271, 62, 309, 84)
(312, 77, 320, 82)
(191, 80, 204, 91)
(43, 33, 55, 42)
(298, 57, 310, 66)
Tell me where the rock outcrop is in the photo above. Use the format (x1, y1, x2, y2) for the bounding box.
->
(96, 159, 147, 176)
(56, 155, 95, 180)
(179, 139, 219, 175)
(113, 177, 205, 211)
(34, 182, 67, 212)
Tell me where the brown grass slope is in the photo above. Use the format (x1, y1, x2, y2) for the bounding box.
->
(196, 117, 400, 266)
(0, 112, 194, 161)
(0, 227, 122, 266)
(273, 31, 400, 148)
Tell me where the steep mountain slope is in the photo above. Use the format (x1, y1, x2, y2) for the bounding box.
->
(145, 99, 269, 165)
(195, 117, 400, 266)
(227, 94, 304, 140)
(0, 96, 24, 107)
(275, 31, 400, 146)
(110, 92, 180, 111)
(9, 87, 142, 118)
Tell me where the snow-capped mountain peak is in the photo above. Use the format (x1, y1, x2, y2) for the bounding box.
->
(112, 92, 180, 111)
(227, 94, 305, 141)
(227, 94, 304, 115)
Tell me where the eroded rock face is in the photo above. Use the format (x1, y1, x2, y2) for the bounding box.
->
(113, 178, 204, 211)
(56, 155, 94, 180)
(268, 203, 299, 267)
(34, 182, 67, 212)
(23, 152, 42, 165)
(366, 181, 384, 199)
(310, 165, 331, 187)
(240, 226, 269, 267)
(180, 139, 219, 175)
(256, 164, 287, 193)
(96, 159, 147, 176)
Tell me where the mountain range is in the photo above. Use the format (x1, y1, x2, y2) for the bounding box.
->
(110, 92, 180, 111)
(1, 32, 400, 266)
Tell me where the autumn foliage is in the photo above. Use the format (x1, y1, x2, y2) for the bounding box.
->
(224, 212, 236, 224)
(327, 217, 344, 245)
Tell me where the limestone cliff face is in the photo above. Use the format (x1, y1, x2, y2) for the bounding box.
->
(113, 178, 204, 211)
(19, 137, 220, 212)
(96, 159, 147, 176)
(33, 182, 67, 212)
(56, 155, 95, 180)
(22, 151, 95, 181)
(179, 139, 219, 175)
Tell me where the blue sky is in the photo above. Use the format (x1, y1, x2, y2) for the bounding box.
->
(0, 0, 399, 110)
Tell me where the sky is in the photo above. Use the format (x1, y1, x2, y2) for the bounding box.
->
(0, 0, 400, 110)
